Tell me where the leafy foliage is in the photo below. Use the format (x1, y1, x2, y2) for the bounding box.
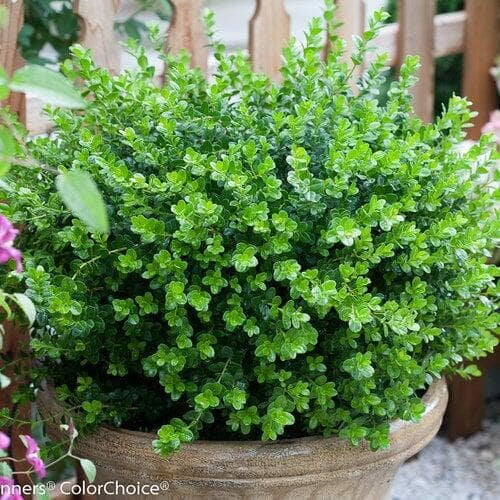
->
(19, 0, 171, 65)
(3, 2, 499, 455)
(0, 63, 107, 233)
(19, 0, 79, 65)
(0, 58, 107, 400)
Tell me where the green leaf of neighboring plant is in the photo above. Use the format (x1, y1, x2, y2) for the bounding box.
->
(18, 435, 29, 448)
(0, 67, 9, 100)
(0, 126, 16, 176)
(0, 373, 11, 389)
(0, 460, 13, 477)
(11, 293, 36, 326)
(0, 6, 8, 28)
(0, 126, 15, 155)
(79, 458, 97, 482)
(0, 161, 9, 177)
(35, 490, 51, 500)
(9, 65, 86, 109)
(56, 169, 109, 234)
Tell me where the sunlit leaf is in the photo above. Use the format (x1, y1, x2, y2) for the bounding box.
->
(11, 293, 36, 326)
(0, 373, 11, 389)
(0, 126, 15, 176)
(79, 458, 97, 482)
(0, 6, 8, 28)
(0, 67, 9, 100)
(56, 169, 109, 233)
(9, 65, 86, 109)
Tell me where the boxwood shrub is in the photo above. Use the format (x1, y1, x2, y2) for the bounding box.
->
(2, 3, 498, 454)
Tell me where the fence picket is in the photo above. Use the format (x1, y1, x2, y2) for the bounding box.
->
(365, 12, 466, 67)
(249, 0, 290, 81)
(0, 323, 32, 497)
(434, 11, 466, 58)
(74, 0, 122, 74)
(462, 0, 499, 139)
(333, 0, 365, 88)
(166, 0, 207, 74)
(0, 0, 25, 121)
(398, 0, 435, 122)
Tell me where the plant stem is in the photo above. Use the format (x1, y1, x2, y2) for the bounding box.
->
(72, 247, 127, 279)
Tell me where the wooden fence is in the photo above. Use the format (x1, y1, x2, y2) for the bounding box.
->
(1, 0, 499, 134)
(0, 0, 498, 497)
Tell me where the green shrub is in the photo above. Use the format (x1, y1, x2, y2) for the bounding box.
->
(3, 3, 498, 455)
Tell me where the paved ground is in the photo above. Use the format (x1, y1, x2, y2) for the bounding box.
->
(392, 401, 500, 500)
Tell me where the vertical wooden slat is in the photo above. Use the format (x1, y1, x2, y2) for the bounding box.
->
(334, 0, 365, 88)
(462, 0, 499, 139)
(398, 0, 435, 122)
(74, 0, 122, 74)
(165, 0, 207, 74)
(447, 348, 500, 440)
(447, 371, 485, 440)
(0, 323, 32, 497)
(0, 0, 25, 122)
(249, 0, 290, 81)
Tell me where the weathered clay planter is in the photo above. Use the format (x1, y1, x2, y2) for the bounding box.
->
(39, 378, 447, 500)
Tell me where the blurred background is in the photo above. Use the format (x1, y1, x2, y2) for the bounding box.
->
(23, 0, 464, 120)
(6, 1, 500, 498)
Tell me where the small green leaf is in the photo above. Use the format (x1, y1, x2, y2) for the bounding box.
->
(187, 289, 211, 312)
(274, 259, 301, 281)
(232, 244, 258, 272)
(9, 65, 86, 109)
(194, 388, 220, 410)
(56, 169, 109, 233)
(79, 458, 97, 482)
(342, 352, 375, 380)
(224, 388, 247, 410)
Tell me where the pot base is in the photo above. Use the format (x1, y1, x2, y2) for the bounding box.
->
(39, 379, 448, 500)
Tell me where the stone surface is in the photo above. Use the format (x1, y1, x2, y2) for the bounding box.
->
(392, 400, 500, 500)
(39, 380, 447, 500)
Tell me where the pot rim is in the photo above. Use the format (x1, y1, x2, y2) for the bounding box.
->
(39, 377, 448, 481)
(97, 376, 446, 448)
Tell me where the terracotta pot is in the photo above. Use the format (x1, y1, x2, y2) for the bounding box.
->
(39, 378, 447, 500)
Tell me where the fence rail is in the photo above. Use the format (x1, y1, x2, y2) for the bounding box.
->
(1, 0, 498, 134)
(0, 0, 498, 498)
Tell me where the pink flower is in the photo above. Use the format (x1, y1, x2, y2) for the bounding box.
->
(20, 435, 46, 479)
(482, 110, 500, 145)
(0, 432, 10, 450)
(0, 215, 22, 272)
(0, 477, 23, 500)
